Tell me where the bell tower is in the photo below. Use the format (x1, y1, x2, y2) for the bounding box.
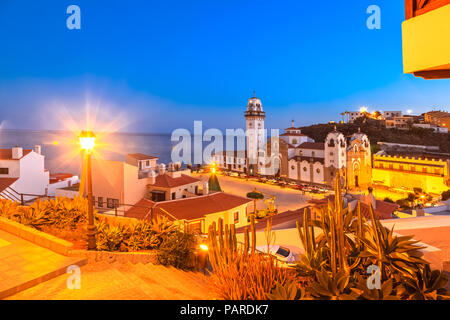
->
(324, 127, 347, 186)
(245, 92, 266, 175)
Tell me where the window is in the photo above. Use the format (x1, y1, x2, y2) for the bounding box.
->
(303, 167, 307, 172)
(234, 212, 239, 224)
(98, 197, 103, 208)
(291, 165, 295, 170)
(107, 198, 116, 209)
(172, 192, 176, 200)
(423, 167, 428, 173)
(146, 160, 150, 167)
(330, 152, 334, 156)
(0, 168, 9, 174)
(292, 139, 298, 145)
(312, 151, 315, 157)
(316, 168, 321, 174)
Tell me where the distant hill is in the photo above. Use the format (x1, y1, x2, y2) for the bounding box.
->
(299, 120, 450, 153)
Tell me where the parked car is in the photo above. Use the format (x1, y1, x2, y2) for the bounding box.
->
(255, 245, 299, 264)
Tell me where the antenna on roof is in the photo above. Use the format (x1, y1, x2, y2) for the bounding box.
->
(291, 119, 295, 127)
(253, 90, 256, 98)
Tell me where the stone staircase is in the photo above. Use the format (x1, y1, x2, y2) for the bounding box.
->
(6, 261, 214, 300)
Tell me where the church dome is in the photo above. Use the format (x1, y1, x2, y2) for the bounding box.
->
(247, 96, 263, 112)
(244, 92, 266, 118)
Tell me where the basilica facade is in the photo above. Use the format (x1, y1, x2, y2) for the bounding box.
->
(213, 94, 372, 190)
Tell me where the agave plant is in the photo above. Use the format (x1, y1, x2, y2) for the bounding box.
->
(95, 221, 128, 252)
(308, 269, 357, 300)
(350, 275, 399, 300)
(359, 205, 428, 279)
(267, 282, 305, 300)
(397, 265, 450, 300)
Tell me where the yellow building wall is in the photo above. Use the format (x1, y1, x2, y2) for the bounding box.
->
(402, 4, 450, 73)
(201, 203, 249, 233)
(372, 168, 448, 195)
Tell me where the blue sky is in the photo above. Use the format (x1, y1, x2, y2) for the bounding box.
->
(0, 0, 449, 133)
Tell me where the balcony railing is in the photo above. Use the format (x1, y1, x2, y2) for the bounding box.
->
(405, 0, 450, 19)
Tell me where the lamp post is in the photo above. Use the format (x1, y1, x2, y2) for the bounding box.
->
(79, 130, 96, 250)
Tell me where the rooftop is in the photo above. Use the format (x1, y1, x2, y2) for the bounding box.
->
(126, 192, 252, 221)
(127, 153, 159, 161)
(149, 173, 200, 188)
(0, 149, 32, 160)
(298, 142, 325, 150)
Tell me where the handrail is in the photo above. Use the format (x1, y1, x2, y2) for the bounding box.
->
(2, 188, 21, 202)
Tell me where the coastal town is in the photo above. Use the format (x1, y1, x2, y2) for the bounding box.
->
(0, 0, 450, 304)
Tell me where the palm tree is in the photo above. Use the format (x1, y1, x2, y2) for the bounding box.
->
(246, 189, 264, 218)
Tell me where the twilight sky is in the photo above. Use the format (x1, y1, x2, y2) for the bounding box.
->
(0, 0, 449, 133)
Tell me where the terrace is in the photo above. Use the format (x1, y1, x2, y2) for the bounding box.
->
(402, 0, 450, 79)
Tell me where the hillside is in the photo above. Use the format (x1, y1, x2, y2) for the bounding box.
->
(299, 121, 450, 153)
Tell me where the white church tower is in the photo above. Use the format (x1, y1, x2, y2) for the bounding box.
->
(245, 92, 266, 175)
(324, 127, 347, 186)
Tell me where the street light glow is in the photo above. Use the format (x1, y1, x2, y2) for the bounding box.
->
(359, 107, 368, 113)
(79, 130, 96, 152)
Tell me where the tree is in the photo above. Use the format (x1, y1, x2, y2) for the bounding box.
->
(246, 189, 264, 218)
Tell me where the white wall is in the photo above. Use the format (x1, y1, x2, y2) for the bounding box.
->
(288, 159, 298, 180)
(301, 148, 324, 158)
(300, 161, 310, 182)
(313, 162, 324, 184)
(47, 176, 80, 196)
(12, 152, 49, 199)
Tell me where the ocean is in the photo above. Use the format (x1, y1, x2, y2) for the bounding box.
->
(0, 129, 174, 175)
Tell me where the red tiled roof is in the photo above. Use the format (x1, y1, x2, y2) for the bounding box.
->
(127, 153, 159, 161)
(309, 195, 398, 220)
(280, 133, 307, 137)
(125, 192, 252, 221)
(150, 174, 200, 188)
(237, 207, 311, 233)
(125, 198, 156, 220)
(0, 178, 18, 192)
(298, 142, 325, 150)
(49, 173, 74, 184)
(0, 149, 32, 160)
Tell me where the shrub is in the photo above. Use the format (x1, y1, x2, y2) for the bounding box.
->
(156, 231, 197, 270)
(442, 190, 450, 201)
(383, 197, 394, 203)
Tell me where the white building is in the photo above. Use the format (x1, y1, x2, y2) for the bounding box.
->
(413, 123, 448, 133)
(0, 146, 50, 202)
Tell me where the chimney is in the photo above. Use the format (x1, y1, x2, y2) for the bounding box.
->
(158, 163, 166, 175)
(35, 145, 41, 155)
(12, 146, 23, 159)
(202, 181, 209, 195)
(148, 170, 157, 185)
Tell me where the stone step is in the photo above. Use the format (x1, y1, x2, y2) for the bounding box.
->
(0, 256, 88, 299)
(166, 266, 212, 294)
(5, 261, 213, 300)
(142, 263, 211, 299)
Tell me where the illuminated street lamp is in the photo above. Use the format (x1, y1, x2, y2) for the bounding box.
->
(79, 130, 96, 250)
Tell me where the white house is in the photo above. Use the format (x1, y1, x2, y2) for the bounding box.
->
(0, 145, 50, 202)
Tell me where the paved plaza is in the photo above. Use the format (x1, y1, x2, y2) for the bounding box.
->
(0, 229, 86, 299)
(193, 173, 312, 213)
